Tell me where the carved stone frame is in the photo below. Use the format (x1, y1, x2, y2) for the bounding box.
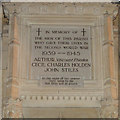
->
(2, 3, 118, 118)
(18, 13, 104, 108)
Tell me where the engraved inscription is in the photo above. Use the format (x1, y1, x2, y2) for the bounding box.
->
(30, 25, 92, 87)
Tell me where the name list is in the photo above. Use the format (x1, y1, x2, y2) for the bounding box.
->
(30, 25, 92, 87)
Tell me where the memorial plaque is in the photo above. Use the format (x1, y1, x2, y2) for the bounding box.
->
(30, 25, 92, 87)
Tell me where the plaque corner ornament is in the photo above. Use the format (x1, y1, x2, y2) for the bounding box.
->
(99, 99, 118, 118)
(3, 98, 23, 118)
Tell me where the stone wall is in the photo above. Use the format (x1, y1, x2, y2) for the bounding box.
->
(0, 2, 2, 119)
(1, 2, 119, 118)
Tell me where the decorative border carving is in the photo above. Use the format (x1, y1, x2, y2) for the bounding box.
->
(3, 98, 23, 118)
(21, 95, 102, 107)
(2, 3, 119, 118)
(100, 100, 118, 118)
(3, 3, 117, 16)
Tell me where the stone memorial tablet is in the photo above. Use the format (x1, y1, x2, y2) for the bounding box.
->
(30, 25, 92, 87)
(2, 3, 119, 118)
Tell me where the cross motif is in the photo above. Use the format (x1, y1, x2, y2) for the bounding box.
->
(81, 28, 86, 36)
(36, 28, 42, 36)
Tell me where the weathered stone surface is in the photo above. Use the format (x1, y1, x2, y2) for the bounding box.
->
(23, 108, 99, 118)
(0, 2, 2, 119)
(1, 2, 119, 118)
(1, 0, 119, 2)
